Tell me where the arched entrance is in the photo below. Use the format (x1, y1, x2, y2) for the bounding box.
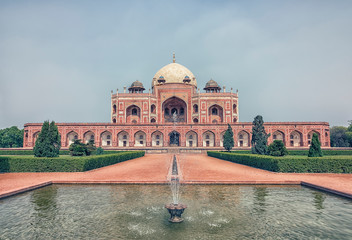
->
(162, 97, 187, 123)
(169, 131, 180, 146)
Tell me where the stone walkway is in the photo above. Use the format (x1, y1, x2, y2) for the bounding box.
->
(1, 154, 352, 199)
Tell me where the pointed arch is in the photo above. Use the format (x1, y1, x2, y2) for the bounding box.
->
(151, 131, 163, 147)
(308, 130, 320, 145)
(151, 104, 156, 114)
(117, 131, 129, 147)
(290, 130, 303, 147)
(186, 130, 198, 147)
(208, 104, 223, 123)
(162, 97, 187, 123)
(134, 130, 146, 147)
(33, 131, 40, 144)
(67, 131, 78, 146)
(272, 130, 285, 145)
(237, 130, 250, 147)
(83, 131, 95, 144)
(220, 130, 227, 147)
(126, 105, 141, 123)
(101, 130, 112, 147)
(203, 130, 215, 147)
(169, 130, 180, 146)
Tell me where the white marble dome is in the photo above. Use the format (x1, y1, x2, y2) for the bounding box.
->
(152, 63, 197, 87)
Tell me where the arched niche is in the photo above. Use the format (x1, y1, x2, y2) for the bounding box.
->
(67, 131, 78, 146)
(208, 104, 223, 123)
(101, 131, 112, 147)
(33, 131, 40, 144)
(203, 131, 215, 147)
(237, 130, 250, 147)
(169, 131, 180, 146)
(162, 97, 187, 123)
(151, 131, 163, 147)
(308, 130, 320, 145)
(126, 105, 141, 123)
(290, 130, 303, 147)
(272, 130, 285, 145)
(186, 131, 198, 147)
(134, 131, 146, 147)
(220, 131, 226, 147)
(83, 131, 95, 144)
(117, 131, 129, 147)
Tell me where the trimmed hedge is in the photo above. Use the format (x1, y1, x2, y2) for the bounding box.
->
(0, 149, 128, 156)
(0, 151, 144, 172)
(229, 150, 352, 156)
(208, 151, 352, 173)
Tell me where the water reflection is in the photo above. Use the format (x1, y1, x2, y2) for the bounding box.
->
(313, 192, 326, 210)
(253, 187, 268, 212)
(30, 185, 58, 237)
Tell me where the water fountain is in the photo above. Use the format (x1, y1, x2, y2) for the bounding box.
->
(165, 155, 187, 223)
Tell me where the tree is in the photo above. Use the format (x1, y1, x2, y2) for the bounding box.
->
(85, 139, 96, 156)
(347, 120, 352, 132)
(69, 139, 87, 156)
(330, 126, 350, 147)
(0, 126, 24, 148)
(251, 115, 270, 155)
(34, 121, 61, 157)
(48, 121, 61, 157)
(223, 124, 234, 152)
(268, 140, 288, 156)
(308, 133, 323, 157)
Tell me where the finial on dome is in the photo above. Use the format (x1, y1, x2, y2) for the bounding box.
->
(173, 52, 175, 63)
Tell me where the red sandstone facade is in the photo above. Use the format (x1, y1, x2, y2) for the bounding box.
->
(23, 59, 330, 149)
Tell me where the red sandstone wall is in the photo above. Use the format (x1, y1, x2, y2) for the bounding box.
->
(23, 122, 330, 149)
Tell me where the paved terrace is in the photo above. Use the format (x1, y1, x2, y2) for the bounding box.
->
(1, 154, 352, 199)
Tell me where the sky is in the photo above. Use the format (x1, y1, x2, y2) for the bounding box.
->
(0, 0, 351, 129)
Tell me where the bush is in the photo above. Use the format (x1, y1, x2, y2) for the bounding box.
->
(207, 151, 352, 173)
(69, 140, 87, 156)
(1, 151, 145, 172)
(96, 147, 104, 155)
(268, 140, 288, 156)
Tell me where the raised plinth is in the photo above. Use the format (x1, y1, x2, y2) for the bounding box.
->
(165, 203, 187, 223)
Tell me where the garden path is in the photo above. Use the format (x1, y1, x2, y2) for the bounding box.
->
(1, 154, 352, 199)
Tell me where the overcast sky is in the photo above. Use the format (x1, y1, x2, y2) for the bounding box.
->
(1, 0, 351, 129)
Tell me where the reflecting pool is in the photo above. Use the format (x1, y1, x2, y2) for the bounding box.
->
(1, 185, 351, 239)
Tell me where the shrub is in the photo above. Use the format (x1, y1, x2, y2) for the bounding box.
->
(1, 151, 145, 172)
(207, 151, 352, 173)
(268, 140, 288, 156)
(69, 139, 87, 156)
(96, 147, 104, 155)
